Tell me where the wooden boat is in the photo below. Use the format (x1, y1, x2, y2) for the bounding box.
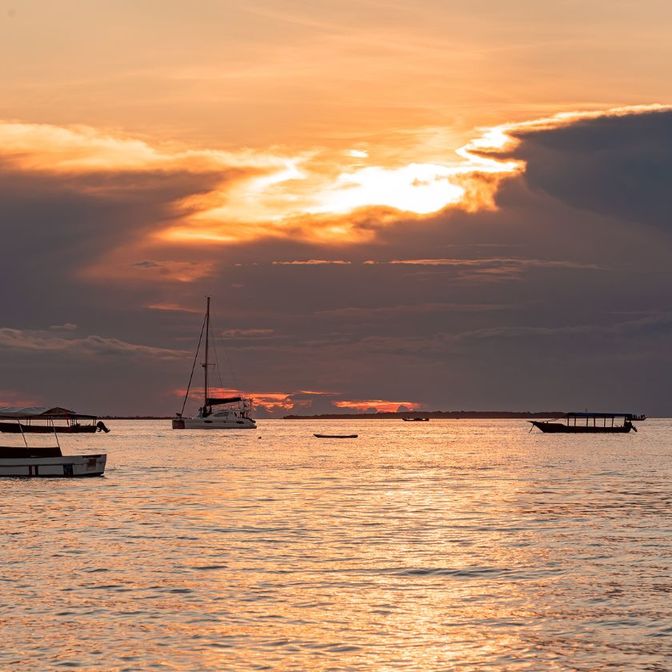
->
(173, 297, 256, 430)
(530, 412, 644, 434)
(0, 427, 106, 477)
(0, 407, 110, 434)
(314, 433, 358, 439)
(402, 417, 429, 422)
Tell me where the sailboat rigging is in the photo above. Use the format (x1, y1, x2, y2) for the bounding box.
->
(172, 297, 256, 430)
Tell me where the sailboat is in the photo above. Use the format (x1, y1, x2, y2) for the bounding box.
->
(172, 297, 257, 430)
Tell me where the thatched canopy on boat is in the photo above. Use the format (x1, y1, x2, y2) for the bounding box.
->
(0, 406, 98, 420)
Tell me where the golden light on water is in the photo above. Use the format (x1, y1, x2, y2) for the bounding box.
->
(2, 0, 671, 661)
(5, 419, 669, 670)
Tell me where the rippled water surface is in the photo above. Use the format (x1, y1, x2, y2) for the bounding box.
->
(2, 419, 671, 670)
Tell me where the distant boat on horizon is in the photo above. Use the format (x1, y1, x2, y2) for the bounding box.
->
(402, 416, 429, 422)
(172, 297, 256, 430)
(530, 411, 645, 434)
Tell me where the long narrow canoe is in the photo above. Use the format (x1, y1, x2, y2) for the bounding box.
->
(313, 434, 358, 439)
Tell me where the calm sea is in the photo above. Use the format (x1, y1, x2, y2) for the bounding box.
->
(1, 419, 671, 671)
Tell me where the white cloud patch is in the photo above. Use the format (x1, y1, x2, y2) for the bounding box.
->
(272, 259, 352, 265)
(364, 258, 602, 269)
(49, 323, 78, 331)
(220, 328, 276, 338)
(0, 328, 185, 360)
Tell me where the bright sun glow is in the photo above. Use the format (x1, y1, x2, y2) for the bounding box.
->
(156, 125, 525, 244)
(310, 163, 466, 215)
(0, 117, 527, 245)
(20, 109, 665, 249)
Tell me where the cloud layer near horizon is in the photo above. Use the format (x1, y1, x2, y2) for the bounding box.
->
(1, 107, 671, 415)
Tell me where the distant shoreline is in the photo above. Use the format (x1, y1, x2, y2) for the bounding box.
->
(99, 411, 652, 420)
(283, 411, 565, 420)
(100, 416, 174, 420)
(99, 411, 564, 420)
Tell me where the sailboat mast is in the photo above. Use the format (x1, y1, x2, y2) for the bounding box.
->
(203, 296, 210, 407)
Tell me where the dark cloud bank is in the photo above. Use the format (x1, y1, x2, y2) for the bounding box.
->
(1, 109, 671, 415)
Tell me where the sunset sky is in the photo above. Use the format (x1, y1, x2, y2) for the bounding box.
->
(1, 0, 672, 415)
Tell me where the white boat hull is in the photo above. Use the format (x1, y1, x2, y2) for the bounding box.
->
(172, 417, 256, 430)
(173, 298, 257, 432)
(0, 454, 106, 478)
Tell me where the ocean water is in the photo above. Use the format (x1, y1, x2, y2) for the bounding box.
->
(1, 419, 671, 671)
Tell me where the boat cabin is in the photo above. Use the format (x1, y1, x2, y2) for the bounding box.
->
(564, 412, 641, 428)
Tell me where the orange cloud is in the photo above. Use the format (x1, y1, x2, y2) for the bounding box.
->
(298, 390, 339, 396)
(0, 389, 41, 408)
(219, 328, 275, 338)
(146, 302, 202, 314)
(334, 399, 421, 412)
(460, 104, 670, 161)
(173, 387, 379, 414)
(272, 259, 352, 265)
(129, 260, 215, 283)
(0, 117, 521, 255)
(3, 104, 667, 279)
(173, 387, 295, 411)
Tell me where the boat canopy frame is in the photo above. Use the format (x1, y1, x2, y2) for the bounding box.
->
(0, 407, 98, 421)
(564, 412, 642, 420)
(561, 412, 641, 428)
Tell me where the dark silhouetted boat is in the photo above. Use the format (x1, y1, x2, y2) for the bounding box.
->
(402, 417, 429, 422)
(314, 434, 358, 439)
(0, 407, 110, 434)
(530, 412, 645, 434)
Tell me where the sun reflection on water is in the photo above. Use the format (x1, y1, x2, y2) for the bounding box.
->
(1, 419, 671, 670)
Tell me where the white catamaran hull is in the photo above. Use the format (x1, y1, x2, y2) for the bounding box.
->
(173, 296, 257, 431)
(172, 417, 256, 430)
(0, 454, 107, 478)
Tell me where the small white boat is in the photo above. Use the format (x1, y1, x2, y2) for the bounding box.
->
(0, 445, 106, 478)
(173, 297, 256, 430)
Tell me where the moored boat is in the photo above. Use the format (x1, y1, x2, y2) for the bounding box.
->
(530, 412, 644, 434)
(402, 417, 429, 422)
(314, 433, 358, 439)
(0, 426, 106, 477)
(172, 395, 256, 429)
(0, 407, 110, 434)
(172, 297, 256, 430)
